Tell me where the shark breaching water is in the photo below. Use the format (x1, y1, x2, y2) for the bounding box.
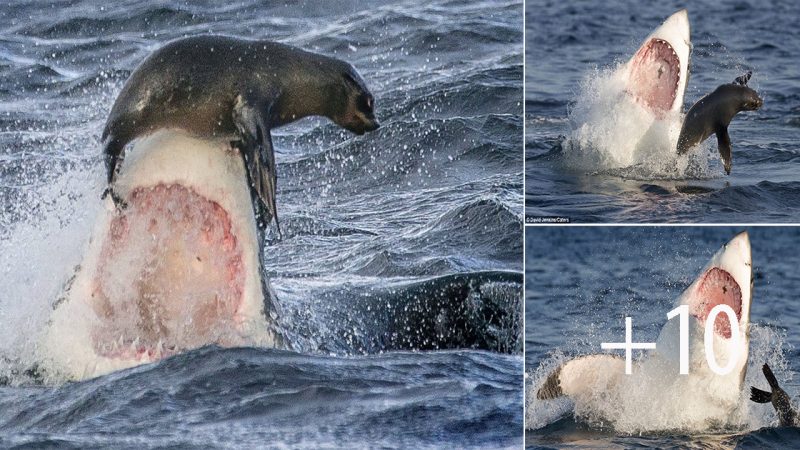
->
(38, 131, 286, 380)
(536, 232, 753, 432)
(563, 9, 692, 170)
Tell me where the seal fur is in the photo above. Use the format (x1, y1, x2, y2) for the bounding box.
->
(102, 35, 380, 232)
(676, 71, 762, 174)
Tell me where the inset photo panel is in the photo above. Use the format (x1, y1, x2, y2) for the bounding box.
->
(526, 2, 799, 223)
(525, 226, 800, 447)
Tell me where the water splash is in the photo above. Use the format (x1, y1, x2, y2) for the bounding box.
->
(526, 323, 794, 434)
(0, 165, 102, 384)
(560, 65, 719, 180)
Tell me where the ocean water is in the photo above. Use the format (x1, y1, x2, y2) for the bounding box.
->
(525, 227, 800, 448)
(0, 0, 524, 448)
(526, 0, 800, 223)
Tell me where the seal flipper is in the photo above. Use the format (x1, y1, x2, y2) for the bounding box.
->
(716, 126, 732, 175)
(232, 96, 281, 238)
(751, 386, 773, 403)
(101, 187, 128, 210)
(537, 365, 564, 400)
(763, 363, 782, 390)
(101, 135, 129, 208)
(104, 139, 121, 185)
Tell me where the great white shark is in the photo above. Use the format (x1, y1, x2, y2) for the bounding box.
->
(537, 232, 753, 431)
(35, 129, 523, 381)
(38, 130, 285, 380)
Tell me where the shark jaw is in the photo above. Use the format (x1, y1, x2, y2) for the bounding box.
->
(40, 130, 281, 380)
(624, 9, 691, 118)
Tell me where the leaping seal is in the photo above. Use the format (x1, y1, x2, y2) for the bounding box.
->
(751, 363, 798, 427)
(676, 71, 763, 174)
(101, 35, 380, 233)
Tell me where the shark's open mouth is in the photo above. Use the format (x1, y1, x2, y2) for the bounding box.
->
(692, 267, 742, 339)
(89, 183, 245, 360)
(628, 38, 681, 117)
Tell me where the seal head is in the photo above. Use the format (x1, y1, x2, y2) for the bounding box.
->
(270, 56, 379, 135)
(334, 65, 380, 135)
(735, 84, 763, 111)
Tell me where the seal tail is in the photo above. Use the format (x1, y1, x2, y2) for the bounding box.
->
(751, 386, 773, 403)
(763, 363, 781, 390)
(537, 365, 563, 400)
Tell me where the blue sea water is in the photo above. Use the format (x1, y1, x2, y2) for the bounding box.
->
(526, 0, 800, 223)
(525, 226, 800, 448)
(0, 0, 523, 448)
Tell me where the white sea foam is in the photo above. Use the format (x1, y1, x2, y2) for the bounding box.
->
(526, 324, 792, 434)
(0, 164, 104, 383)
(561, 66, 719, 180)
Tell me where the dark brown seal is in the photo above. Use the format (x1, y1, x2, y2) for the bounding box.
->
(676, 71, 762, 174)
(101, 35, 380, 233)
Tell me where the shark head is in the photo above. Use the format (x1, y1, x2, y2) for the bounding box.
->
(40, 130, 284, 380)
(624, 9, 691, 118)
(656, 231, 752, 396)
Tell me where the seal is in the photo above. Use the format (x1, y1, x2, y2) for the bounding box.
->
(101, 35, 380, 233)
(751, 363, 798, 427)
(676, 71, 763, 174)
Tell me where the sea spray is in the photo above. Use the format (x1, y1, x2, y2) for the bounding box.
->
(526, 324, 793, 433)
(561, 65, 719, 180)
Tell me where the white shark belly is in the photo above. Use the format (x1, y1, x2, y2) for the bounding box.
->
(39, 129, 281, 380)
